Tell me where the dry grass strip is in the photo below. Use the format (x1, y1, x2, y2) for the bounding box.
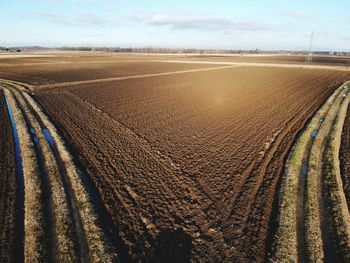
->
(2, 88, 47, 262)
(304, 84, 348, 262)
(271, 84, 343, 262)
(11, 88, 78, 262)
(323, 84, 350, 260)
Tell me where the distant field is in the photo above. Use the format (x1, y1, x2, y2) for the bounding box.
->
(1, 52, 350, 262)
(180, 54, 350, 66)
(0, 52, 350, 85)
(0, 60, 215, 85)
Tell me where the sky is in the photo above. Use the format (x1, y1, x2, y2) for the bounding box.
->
(1, 0, 350, 51)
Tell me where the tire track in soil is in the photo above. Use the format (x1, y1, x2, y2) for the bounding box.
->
(202, 72, 330, 221)
(227, 80, 346, 261)
(6, 80, 122, 262)
(5, 82, 95, 262)
(295, 87, 338, 262)
(0, 91, 23, 262)
(4, 83, 79, 261)
(321, 87, 348, 262)
(7, 87, 57, 262)
(270, 82, 348, 263)
(221, 83, 338, 261)
(251, 82, 348, 262)
(16, 87, 90, 263)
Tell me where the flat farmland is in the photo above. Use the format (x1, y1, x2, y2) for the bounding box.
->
(35, 63, 349, 262)
(0, 59, 215, 85)
(174, 54, 350, 67)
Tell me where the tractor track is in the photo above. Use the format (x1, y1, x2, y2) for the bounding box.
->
(7, 87, 56, 261)
(1, 79, 118, 262)
(0, 91, 22, 262)
(297, 86, 341, 262)
(7, 82, 90, 262)
(272, 81, 350, 262)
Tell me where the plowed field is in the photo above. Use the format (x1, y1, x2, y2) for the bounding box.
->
(0, 60, 218, 85)
(1, 52, 350, 85)
(36, 65, 349, 262)
(180, 54, 350, 66)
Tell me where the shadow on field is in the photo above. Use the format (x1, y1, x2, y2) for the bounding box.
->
(148, 229, 192, 263)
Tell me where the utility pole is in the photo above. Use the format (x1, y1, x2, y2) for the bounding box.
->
(305, 32, 314, 63)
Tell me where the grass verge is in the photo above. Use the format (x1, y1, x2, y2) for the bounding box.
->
(323, 86, 350, 260)
(3, 88, 48, 262)
(270, 84, 343, 262)
(11, 88, 78, 262)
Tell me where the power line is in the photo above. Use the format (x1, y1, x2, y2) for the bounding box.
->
(305, 32, 314, 63)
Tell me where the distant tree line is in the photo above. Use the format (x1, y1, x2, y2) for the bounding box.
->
(1, 46, 350, 57)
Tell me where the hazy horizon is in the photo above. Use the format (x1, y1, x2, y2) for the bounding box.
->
(1, 0, 350, 51)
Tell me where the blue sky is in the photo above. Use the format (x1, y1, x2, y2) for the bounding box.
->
(1, 0, 350, 51)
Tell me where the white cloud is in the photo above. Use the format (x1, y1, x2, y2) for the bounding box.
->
(131, 14, 273, 32)
(22, 12, 119, 27)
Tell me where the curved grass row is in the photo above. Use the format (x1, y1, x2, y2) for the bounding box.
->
(271, 83, 344, 262)
(10, 88, 78, 262)
(303, 86, 347, 262)
(323, 86, 350, 260)
(3, 80, 119, 262)
(3, 88, 48, 262)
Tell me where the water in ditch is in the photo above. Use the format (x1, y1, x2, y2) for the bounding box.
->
(4, 95, 25, 262)
(43, 128, 55, 147)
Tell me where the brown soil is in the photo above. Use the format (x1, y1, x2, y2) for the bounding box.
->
(1, 52, 349, 67)
(0, 92, 18, 262)
(0, 61, 215, 85)
(1, 53, 349, 86)
(177, 54, 350, 67)
(340, 103, 350, 207)
(36, 66, 349, 262)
